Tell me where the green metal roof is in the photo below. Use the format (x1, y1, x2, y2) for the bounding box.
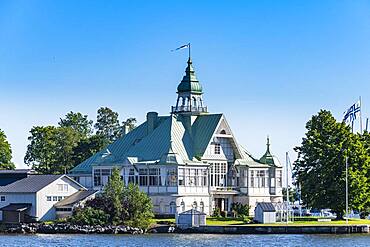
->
(259, 137, 277, 166)
(177, 58, 203, 94)
(70, 113, 223, 174)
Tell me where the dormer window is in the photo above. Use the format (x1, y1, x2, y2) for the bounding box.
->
(214, 143, 221, 154)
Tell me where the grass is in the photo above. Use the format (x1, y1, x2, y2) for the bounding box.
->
(207, 217, 370, 226)
(154, 216, 370, 226)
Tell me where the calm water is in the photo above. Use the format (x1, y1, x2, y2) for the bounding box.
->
(0, 234, 370, 247)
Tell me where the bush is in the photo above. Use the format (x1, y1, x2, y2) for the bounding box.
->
(231, 202, 250, 217)
(242, 215, 251, 223)
(70, 207, 109, 226)
(213, 208, 221, 217)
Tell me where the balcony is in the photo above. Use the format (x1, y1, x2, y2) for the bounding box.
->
(171, 106, 208, 113)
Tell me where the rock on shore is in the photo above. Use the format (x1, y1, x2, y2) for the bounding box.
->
(4, 223, 144, 234)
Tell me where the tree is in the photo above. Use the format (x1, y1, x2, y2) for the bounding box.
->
(0, 129, 15, 170)
(72, 134, 109, 166)
(121, 182, 154, 229)
(59, 111, 93, 138)
(122, 118, 137, 132)
(293, 110, 370, 218)
(94, 107, 121, 143)
(24, 126, 80, 174)
(70, 207, 109, 226)
(231, 202, 250, 217)
(282, 186, 299, 203)
(78, 169, 153, 229)
(103, 167, 124, 224)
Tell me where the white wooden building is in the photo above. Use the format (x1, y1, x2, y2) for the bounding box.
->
(0, 175, 85, 223)
(254, 202, 276, 223)
(70, 57, 283, 216)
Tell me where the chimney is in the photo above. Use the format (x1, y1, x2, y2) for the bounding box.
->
(122, 124, 130, 136)
(146, 112, 158, 135)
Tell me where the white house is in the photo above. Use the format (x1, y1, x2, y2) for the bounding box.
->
(0, 175, 85, 223)
(54, 190, 98, 219)
(70, 57, 283, 216)
(254, 202, 276, 223)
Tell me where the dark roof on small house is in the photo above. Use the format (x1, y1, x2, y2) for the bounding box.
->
(0, 169, 35, 174)
(257, 202, 276, 212)
(0, 175, 79, 193)
(0, 203, 32, 212)
(54, 190, 97, 207)
(179, 209, 206, 215)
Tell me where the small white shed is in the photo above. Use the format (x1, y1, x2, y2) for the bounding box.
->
(254, 202, 276, 224)
(176, 209, 206, 229)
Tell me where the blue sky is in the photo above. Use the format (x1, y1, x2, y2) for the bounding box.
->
(1, 0, 370, 170)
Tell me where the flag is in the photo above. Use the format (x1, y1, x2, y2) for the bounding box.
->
(171, 43, 190, 52)
(343, 100, 361, 125)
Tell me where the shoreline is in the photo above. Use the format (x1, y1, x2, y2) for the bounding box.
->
(1, 223, 369, 235)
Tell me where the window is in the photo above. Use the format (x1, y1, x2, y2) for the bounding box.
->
(56, 208, 72, 212)
(200, 201, 204, 212)
(102, 169, 111, 176)
(210, 163, 227, 187)
(0, 196, 5, 202)
(277, 170, 282, 187)
(214, 143, 221, 154)
(128, 168, 137, 184)
(46, 196, 52, 201)
(250, 170, 268, 188)
(94, 169, 102, 186)
(53, 196, 58, 201)
(192, 201, 198, 210)
(139, 168, 148, 186)
(149, 168, 161, 186)
(167, 169, 177, 186)
(178, 168, 185, 186)
(57, 184, 69, 192)
(170, 202, 176, 214)
(57, 196, 63, 201)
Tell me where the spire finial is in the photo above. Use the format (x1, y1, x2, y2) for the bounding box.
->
(267, 135, 270, 152)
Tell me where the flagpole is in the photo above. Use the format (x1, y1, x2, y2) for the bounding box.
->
(366, 118, 369, 132)
(188, 43, 191, 59)
(286, 152, 289, 224)
(345, 156, 348, 225)
(360, 96, 363, 134)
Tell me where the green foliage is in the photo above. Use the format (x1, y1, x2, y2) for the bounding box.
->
(231, 202, 250, 217)
(24, 108, 136, 174)
(121, 183, 154, 229)
(73, 170, 153, 229)
(0, 129, 15, 170)
(59, 111, 93, 138)
(213, 207, 221, 217)
(94, 107, 121, 143)
(121, 118, 137, 133)
(71, 134, 108, 166)
(70, 207, 109, 226)
(24, 126, 80, 174)
(103, 168, 124, 224)
(282, 186, 299, 202)
(294, 110, 370, 218)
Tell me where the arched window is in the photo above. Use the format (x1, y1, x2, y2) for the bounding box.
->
(192, 201, 198, 210)
(170, 202, 176, 214)
(181, 201, 185, 212)
(200, 201, 204, 212)
(220, 129, 227, 134)
(192, 97, 197, 107)
(159, 201, 165, 214)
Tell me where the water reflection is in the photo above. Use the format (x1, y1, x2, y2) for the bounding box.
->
(0, 234, 369, 247)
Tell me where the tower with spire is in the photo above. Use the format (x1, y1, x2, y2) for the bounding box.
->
(171, 58, 207, 114)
